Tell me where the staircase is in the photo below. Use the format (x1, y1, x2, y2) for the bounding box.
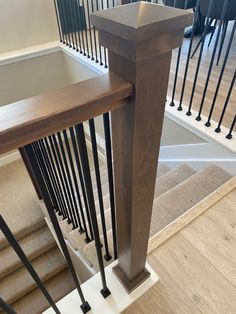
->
(0, 157, 232, 314)
(0, 159, 75, 314)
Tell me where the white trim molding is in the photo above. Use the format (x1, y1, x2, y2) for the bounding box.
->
(43, 261, 159, 314)
(165, 96, 236, 154)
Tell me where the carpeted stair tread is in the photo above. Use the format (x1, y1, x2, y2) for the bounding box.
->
(84, 229, 114, 271)
(0, 225, 55, 280)
(82, 164, 191, 271)
(67, 228, 88, 251)
(154, 164, 196, 197)
(150, 164, 232, 237)
(94, 163, 171, 214)
(92, 163, 170, 204)
(59, 218, 74, 237)
(0, 246, 67, 304)
(156, 163, 171, 177)
(67, 163, 172, 250)
(67, 209, 111, 251)
(10, 268, 75, 314)
(0, 159, 45, 249)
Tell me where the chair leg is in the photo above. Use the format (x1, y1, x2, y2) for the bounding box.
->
(208, 19, 218, 47)
(217, 20, 228, 66)
(191, 18, 214, 59)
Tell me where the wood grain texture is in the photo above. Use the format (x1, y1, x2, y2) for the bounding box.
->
(124, 186, 236, 314)
(91, 2, 192, 291)
(0, 73, 132, 155)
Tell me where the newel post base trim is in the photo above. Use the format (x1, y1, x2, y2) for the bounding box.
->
(113, 265, 150, 294)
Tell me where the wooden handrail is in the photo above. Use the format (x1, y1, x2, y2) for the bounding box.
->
(0, 72, 132, 155)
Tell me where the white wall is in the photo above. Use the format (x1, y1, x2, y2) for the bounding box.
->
(0, 0, 59, 53)
(0, 51, 97, 107)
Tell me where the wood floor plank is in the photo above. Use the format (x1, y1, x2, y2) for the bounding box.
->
(181, 212, 236, 288)
(123, 254, 201, 314)
(207, 192, 236, 240)
(125, 183, 236, 314)
(154, 233, 236, 314)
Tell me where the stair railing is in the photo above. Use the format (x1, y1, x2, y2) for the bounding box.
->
(0, 2, 191, 311)
(54, 0, 236, 140)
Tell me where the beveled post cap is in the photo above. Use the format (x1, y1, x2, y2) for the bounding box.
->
(91, 2, 193, 60)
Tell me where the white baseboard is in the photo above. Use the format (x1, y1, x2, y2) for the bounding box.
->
(165, 96, 236, 154)
(0, 41, 61, 66)
(0, 150, 20, 167)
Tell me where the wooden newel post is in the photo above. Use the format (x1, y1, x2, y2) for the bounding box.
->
(92, 2, 192, 292)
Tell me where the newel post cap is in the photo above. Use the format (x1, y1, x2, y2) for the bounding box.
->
(91, 2, 193, 59)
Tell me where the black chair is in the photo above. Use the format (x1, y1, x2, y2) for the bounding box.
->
(192, 0, 236, 64)
(164, 0, 197, 9)
(164, 0, 198, 37)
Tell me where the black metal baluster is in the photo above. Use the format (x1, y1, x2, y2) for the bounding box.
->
(89, 119, 112, 260)
(103, 113, 117, 259)
(32, 142, 56, 210)
(100, 0, 106, 67)
(48, 136, 71, 223)
(70, 0, 79, 51)
(215, 70, 236, 133)
(81, 0, 90, 57)
(104, 0, 109, 67)
(169, 0, 188, 108)
(23, 144, 91, 314)
(74, 0, 85, 54)
(57, 0, 68, 44)
(37, 139, 65, 218)
(178, 0, 200, 111)
(205, 18, 236, 127)
(62, 0, 72, 47)
(54, 0, 63, 42)
(170, 47, 182, 107)
(41, 138, 68, 219)
(0, 215, 61, 314)
(0, 297, 16, 314)
(208, 19, 218, 48)
(64, 129, 90, 241)
(57, 132, 79, 229)
(196, 0, 229, 119)
(104, 48, 108, 68)
(51, 134, 75, 226)
(226, 115, 236, 140)
(44, 137, 68, 219)
(187, 0, 214, 118)
(91, 0, 99, 62)
(19, 147, 43, 200)
(85, 0, 95, 60)
(68, 0, 76, 49)
(75, 124, 111, 298)
(70, 127, 94, 242)
(95, 0, 103, 65)
(63, 129, 85, 233)
(72, 0, 82, 53)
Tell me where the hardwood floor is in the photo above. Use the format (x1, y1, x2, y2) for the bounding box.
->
(124, 186, 236, 313)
